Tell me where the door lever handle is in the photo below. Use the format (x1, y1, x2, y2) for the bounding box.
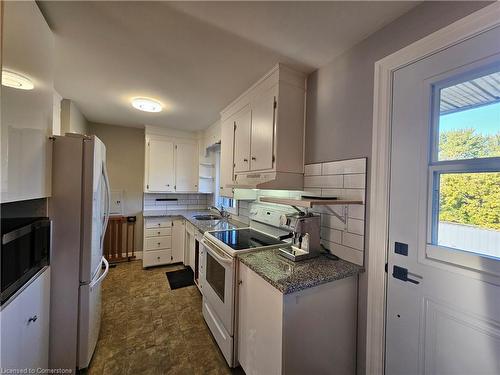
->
(392, 265, 421, 284)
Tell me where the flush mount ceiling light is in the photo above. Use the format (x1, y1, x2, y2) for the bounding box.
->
(1, 69, 34, 90)
(131, 97, 163, 113)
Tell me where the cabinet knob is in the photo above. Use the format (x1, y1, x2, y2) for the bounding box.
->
(157, 242, 161, 246)
(157, 231, 161, 235)
(27, 315, 38, 324)
(243, 158, 248, 162)
(157, 256, 160, 260)
(238, 280, 243, 285)
(251, 156, 256, 161)
(166, 184, 170, 187)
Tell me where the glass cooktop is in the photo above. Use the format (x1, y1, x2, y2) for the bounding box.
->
(211, 229, 283, 250)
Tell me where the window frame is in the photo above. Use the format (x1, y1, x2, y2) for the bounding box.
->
(426, 67, 500, 275)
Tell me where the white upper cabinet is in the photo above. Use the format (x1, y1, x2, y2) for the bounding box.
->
(144, 133, 199, 193)
(1, 2, 54, 203)
(174, 142, 198, 192)
(233, 106, 252, 173)
(249, 85, 278, 172)
(220, 116, 235, 198)
(146, 139, 175, 192)
(220, 64, 306, 191)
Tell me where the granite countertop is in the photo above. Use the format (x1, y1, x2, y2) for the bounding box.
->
(238, 248, 364, 294)
(143, 209, 247, 234)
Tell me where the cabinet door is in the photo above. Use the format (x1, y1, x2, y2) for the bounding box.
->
(171, 219, 185, 263)
(146, 139, 175, 192)
(250, 85, 278, 171)
(1, 2, 54, 203)
(0, 268, 50, 369)
(175, 142, 198, 192)
(233, 108, 252, 173)
(220, 116, 235, 197)
(238, 262, 282, 375)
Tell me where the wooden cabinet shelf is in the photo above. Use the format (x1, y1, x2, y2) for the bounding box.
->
(259, 197, 363, 208)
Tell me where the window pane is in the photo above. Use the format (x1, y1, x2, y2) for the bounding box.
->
(437, 172, 500, 259)
(437, 71, 500, 161)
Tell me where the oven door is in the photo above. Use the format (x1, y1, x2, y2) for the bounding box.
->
(201, 238, 235, 335)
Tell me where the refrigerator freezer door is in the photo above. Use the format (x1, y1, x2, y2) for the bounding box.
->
(77, 257, 109, 369)
(80, 136, 110, 284)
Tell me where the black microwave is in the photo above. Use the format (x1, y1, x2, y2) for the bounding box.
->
(1, 217, 50, 305)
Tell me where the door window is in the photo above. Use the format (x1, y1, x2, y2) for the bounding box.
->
(429, 68, 500, 260)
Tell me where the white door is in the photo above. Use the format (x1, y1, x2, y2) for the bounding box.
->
(250, 85, 277, 171)
(174, 142, 198, 192)
(147, 139, 175, 192)
(386, 26, 500, 374)
(233, 108, 252, 173)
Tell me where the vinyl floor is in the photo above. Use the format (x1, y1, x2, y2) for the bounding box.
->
(86, 260, 241, 375)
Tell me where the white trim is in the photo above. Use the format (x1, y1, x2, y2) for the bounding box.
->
(367, 3, 500, 374)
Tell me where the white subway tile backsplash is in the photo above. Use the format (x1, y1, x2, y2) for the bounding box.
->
(326, 241, 364, 265)
(144, 193, 212, 212)
(304, 175, 343, 189)
(348, 205, 365, 220)
(342, 232, 364, 251)
(322, 158, 366, 175)
(343, 174, 366, 189)
(347, 218, 364, 235)
(320, 227, 342, 244)
(304, 163, 321, 176)
(304, 157, 366, 266)
(321, 213, 345, 231)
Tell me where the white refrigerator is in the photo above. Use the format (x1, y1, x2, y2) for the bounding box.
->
(49, 134, 110, 370)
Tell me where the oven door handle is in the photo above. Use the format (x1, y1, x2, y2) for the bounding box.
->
(202, 239, 233, 265)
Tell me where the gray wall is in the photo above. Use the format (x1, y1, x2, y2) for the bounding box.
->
(87, 122, 145, 253)
(304, 2, 491, 373)
(61, 99, 88, 135)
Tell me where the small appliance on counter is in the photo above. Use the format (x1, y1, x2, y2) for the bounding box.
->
(278, 212, 321, 261)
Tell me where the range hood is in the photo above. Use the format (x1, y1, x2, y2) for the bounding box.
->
(227, 171, 304, 190)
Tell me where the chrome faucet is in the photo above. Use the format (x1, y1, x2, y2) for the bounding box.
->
(210, 206, 230, 219)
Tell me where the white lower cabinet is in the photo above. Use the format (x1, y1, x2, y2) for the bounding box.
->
(237, 262, 357, 375)
(143, 217, 185, 268)
(0, 267, 50, 370)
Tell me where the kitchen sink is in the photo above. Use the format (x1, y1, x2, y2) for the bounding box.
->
(193, 214, 222, 221)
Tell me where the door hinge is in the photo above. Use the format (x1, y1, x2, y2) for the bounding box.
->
(273, 98, 277, 109)
(175, 145, 177, 149)
(147, 141, 150, 146)
(385, 263, 388, 273)
(146, 184, 149, 189)
(233, 122, 237, 131)
(171, 222, 174, 227)
(174, 185, 176, 190)
(171, 255, 173, 261)
(272, 155, 275, 163)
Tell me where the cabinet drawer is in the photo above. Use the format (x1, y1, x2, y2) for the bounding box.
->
(145, 228, 172, 237)
(143, 249, 172, 267)
(144, 236, 172, 251)
(144, 217, 171, 229)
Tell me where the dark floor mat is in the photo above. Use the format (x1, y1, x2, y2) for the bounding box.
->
(166, 267, 195, 290)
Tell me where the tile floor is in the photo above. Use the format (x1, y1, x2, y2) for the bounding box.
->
(86, 260, 241, 375)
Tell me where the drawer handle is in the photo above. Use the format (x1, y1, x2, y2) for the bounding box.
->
(27, 315, 38, 324)
(251, 156, 256, 161)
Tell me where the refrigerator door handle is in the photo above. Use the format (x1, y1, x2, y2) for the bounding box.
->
(90, 257, 109, 291)
(100, 160, 111, 252)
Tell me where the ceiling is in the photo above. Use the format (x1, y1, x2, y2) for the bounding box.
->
(39, 1, 419, 131)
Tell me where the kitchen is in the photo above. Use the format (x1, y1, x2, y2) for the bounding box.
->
(1, 1, 499, 375)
